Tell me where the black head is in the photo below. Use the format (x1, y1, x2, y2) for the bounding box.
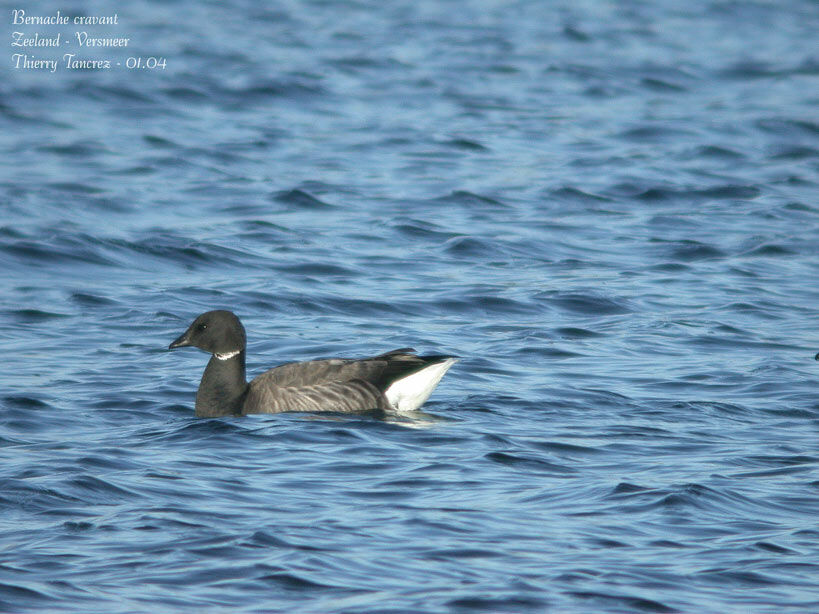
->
(168, 310, 247, 355)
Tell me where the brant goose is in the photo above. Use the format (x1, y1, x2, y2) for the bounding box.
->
(169, 310, 457, 417)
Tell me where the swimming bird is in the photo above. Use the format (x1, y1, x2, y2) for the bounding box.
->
(168, 310, 457, 417)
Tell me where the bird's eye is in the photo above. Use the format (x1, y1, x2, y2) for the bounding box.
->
(197, 323, 207, 332)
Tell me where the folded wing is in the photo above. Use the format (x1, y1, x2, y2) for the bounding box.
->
(245, 378, 386, 413)
(244, 348, 455, 413)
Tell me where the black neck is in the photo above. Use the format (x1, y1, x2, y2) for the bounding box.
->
(195, 350, 248, 417)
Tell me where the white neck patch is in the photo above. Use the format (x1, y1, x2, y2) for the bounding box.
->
(215, 350, 241, 360)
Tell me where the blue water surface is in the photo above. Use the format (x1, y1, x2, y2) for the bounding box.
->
(1, 1, 818, 612)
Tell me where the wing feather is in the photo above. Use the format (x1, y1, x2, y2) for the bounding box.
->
(245, 378, 385, 413)
(242, 349, 454, 414)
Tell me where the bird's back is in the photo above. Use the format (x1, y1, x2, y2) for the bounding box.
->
(243, 348, 455, 414)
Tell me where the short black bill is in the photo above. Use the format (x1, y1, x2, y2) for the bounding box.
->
(169, 332, 191, 350)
